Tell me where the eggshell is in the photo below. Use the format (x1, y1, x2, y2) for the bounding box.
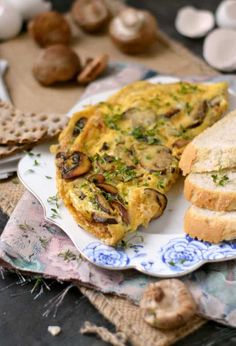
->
(0, 2, 22, 40)
(175, 6, 214, 38)
(8, 0, 52, 20)
(216, 0, 236, 29)
(203, 28, 236, 71)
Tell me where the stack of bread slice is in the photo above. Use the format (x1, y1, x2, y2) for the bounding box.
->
(179, 109, 236, 243)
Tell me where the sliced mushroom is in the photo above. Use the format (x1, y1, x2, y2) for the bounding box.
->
(61, 151, 91, 179)
(110, 201, 129, 224)
(100, 142, 109, 151)
(88, 173, 105, 184)
(187, 100, 208, 128)
(172, 138, 190, 149)
(208, 96, 221, 107)
(162, 108, 180, 118)
(72, 117, 87, 136)
(137, 144, 174, 173)
(144, 188, 167, 219)
(78, 54, 109, 85)
(97, 183, 118, 195)
(94, 194, 111, 214)
(123, 108, 156, 127)
(114, 143, 138, 167)
(140, 279, 197, 329)
(92, 213, 118, 224)
(56, 151, 67, 168)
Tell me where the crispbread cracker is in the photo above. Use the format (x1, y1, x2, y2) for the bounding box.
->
(0, 144, 30, 159)
(0, 101, 68, 145)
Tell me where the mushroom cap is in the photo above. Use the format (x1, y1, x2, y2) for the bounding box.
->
(140, 279, 197, 329)
(28, 11, 71, 47)
(109, 7, 158, 54)
(71, 0, 110, 33)
(33, 45, 81, 86)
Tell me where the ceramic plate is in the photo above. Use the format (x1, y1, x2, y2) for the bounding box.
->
(18, 76, 236, 277)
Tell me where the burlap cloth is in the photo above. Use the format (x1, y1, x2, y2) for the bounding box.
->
(0, 29, 216, 345)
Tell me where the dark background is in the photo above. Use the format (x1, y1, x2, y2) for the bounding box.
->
(1, 1, 236, 345)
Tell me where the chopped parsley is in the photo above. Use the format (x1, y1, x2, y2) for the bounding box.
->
(47, 194, 59, 208)
(33, 159, 40, 166)
(185, 102, 193, 114)
(102, 191, 117, 202)
(178, 82, 200, 94)
(25, 169, 35, 174)
(104, 106, 123, 130)
(93, 154, 137, 182)
(39, 236, 50, 249)
(131, 126, 160, 145)
(211, 173, 229, 186)
(18, 222, 34, 231)
(174, 125, 190, 140)
(50, 208, 61, 219)
(168, 261, 175, 266)
(58, 249, 78, 262)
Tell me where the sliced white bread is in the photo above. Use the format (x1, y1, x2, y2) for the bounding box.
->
(179, 109, 236, 175)
(184, 205, 236, 243)
(184, 171, 236, 211)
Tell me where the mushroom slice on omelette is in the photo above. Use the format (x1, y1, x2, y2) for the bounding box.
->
(52, 81, 228, 245)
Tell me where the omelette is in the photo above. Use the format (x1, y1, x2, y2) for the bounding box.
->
(52, 81, 228, 245)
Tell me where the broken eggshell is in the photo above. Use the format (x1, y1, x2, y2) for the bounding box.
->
(216, 0, 236, 30)
(175, 6, 214, 38)
(203, 28, 236, 71)
(0, 1, 23, 40)
(8, 0, 52, 21)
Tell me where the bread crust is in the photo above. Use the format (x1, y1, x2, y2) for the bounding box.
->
(184, 175, 236, 211)
(184, 207, 236, 243)
(179, 143, 197, 176)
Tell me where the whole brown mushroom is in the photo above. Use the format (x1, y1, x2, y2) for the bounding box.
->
(71, 0, 110, 33)
(140, 279, 197, 329)
(28, 11, 71, 47)
(109, 7, 158, 54)
(33, 45, 81, 86)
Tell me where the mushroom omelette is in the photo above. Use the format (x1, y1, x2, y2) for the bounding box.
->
(52, 81, 228, 245)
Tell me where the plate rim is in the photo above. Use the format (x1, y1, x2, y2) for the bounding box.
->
(17, 76, 236, 277)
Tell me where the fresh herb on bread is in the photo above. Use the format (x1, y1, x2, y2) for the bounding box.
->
(180, 109, 236, 175)
(184, 171, 236, 211)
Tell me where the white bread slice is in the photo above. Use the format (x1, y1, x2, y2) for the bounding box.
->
(179, 109, 236, 175)
(184, 205, 236, 243)
(184, 171, 236, 211)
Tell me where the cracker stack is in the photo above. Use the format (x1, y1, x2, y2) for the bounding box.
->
(179, 109, 236, 243)
(0, 101, 68, 158)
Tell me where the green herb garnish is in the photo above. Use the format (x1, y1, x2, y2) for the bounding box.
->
(47, 194, 59, 208)
(211, 173, 229, 186)
(33, 159, 40, 166)
(58, 249, 78, 262)
(131, 126, 160, 145)
(18, 222, 34, 231)
(178, 82, 200, 94)
(168, 261, 176, 266)
(25, 169, 35, 174)
(39, 236, 50, 249)
(50, 208, 61, 219)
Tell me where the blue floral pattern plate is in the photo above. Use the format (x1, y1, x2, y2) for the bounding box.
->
(17, 76, 236, 277)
